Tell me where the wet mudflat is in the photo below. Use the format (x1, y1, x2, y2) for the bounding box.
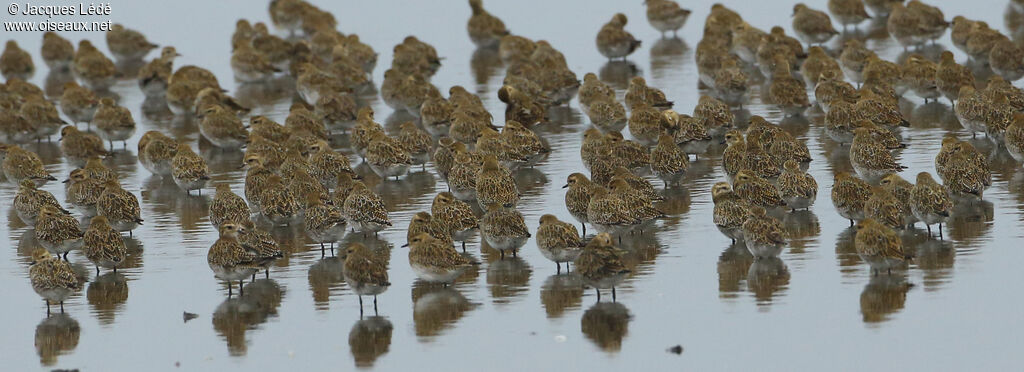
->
(2, 0, 1024, 370)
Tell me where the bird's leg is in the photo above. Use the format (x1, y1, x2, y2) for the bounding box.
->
(499, 250, 504, 259)
(512, 249, 517, 258)
(265, 269, 269, 279)
(60, 302, 65, 313)
(612, 287, 617, 302)
(595, 288, 601, 301)
(373, 296, 378, 315)
(926, 224, 931, 237)
(582, 224, 586, 236)
(939, 224, 943, 240)
(461, 241, 466, 253)
(63, 252, 68, 260)
(251, 273, 255, 281)
(239, 281, 244, 296)
(46, 300, 50, 316)
(556, 262, 561, 274)
(228, 282, 232, 297)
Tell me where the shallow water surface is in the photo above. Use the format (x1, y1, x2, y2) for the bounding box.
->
(3, 0, 1024, 370)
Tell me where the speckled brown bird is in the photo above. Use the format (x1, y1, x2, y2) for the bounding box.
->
(854, 219, 909, 275)
(476, 154, 519, 209)
(828, 0, 870, 28)
(767, 56, 811, 116)
(573, 232, 630, 301)
(1, 144, 55, 185)
(596, 13, 642, 60)
(64, 168, 104, 217)
(59, 126, 110, 165)
(35, 206, 84, 259)
(712, 182, 751, 243)
(777, 160, 817, 211)
(97, 179, 143, 235)
(480, 203, 531, 258)
(625, 77, 673, 110)
(832, 171, 871, 225)
(536, 214, 583, 272)
(59, 81, 99, 126)
(407, 211, 454, 247)
(644, 0, 690, 36)
(936, 51, 975, 104)
(879, 173, 917, 227)
(210, 183, 251, 229)
(138, 131, 178, 177)
(83, 215, 127, 274)
(498, 85, 546, 127)
(792, 3, 839, 45)
(742, 206, 786, 259)
(343, 242, 391, 312)
(650, 134, 689, 188)
(72, 40, 116, 91)
(467, 0, 509, 48)
(41, 32, 74, 70)
(864, 186, 905, 230)
(850, 127, 906, 182)
(106, 24, 159, 61)
(207, 223, 264, 296)
(733, 170, 786, 208)
(1, 40, 35, 80)
(29, 248, 80, 314)
(14, 179, 67, 226)
(406, 233, 476, 285)
(910, 172, 952, 238)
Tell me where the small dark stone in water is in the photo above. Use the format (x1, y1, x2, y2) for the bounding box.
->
(667, 345, 684, 354)
(183, 311, 198, 322)
(52, 369, 80, 372)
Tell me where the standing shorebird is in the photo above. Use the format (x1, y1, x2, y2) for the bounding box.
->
(14, 179, 68, 226)
(35, 206, 84, 259)
(97, 179, 144, 236)
(596, 13, 642, 60)
(480, 204, 531, 258)
(536, 214, 584, 273)
(910, 172, 953, 239)
(854, 219, 910, 275)
(208, 223, 267, 297)
(83, 216, 128, 274)
(343, 243, 391, 314)
(405, 233, 477, 286)
(29, 248, 80, 315)
(574, 233, 630, 302)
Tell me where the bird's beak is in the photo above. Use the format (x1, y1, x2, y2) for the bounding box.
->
(561, 184, 568, 188)
(62, 179, 69, 183)
(400, 243, 409, 248)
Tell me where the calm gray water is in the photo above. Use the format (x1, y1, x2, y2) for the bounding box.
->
(3, 0, 1024, 370)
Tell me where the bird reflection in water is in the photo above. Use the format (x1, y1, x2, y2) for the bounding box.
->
(581, 301, 631, 353)
(86, 271, 128, 326)
(470, 46, 502, 86)
(308, 256, 346, 311)
(718, 242, 754, 299)
(834, 226, 861, 278)
(540, 273, 584, 318)
(782, 210, 821, 255)
(411, 282, 479, 341)
(946, 198, 994, 242)
(482, 243, 532, 305)
(649, 37, 689, 88)
(348, 316, 394, 369)
(211, 279, 284, 356)
(903, 235, 955, 291)
(34, 313, 80, 366)
(747, 256, 790, 306)
(860, 274, 913, 325)
(599, 60, 640, 90)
